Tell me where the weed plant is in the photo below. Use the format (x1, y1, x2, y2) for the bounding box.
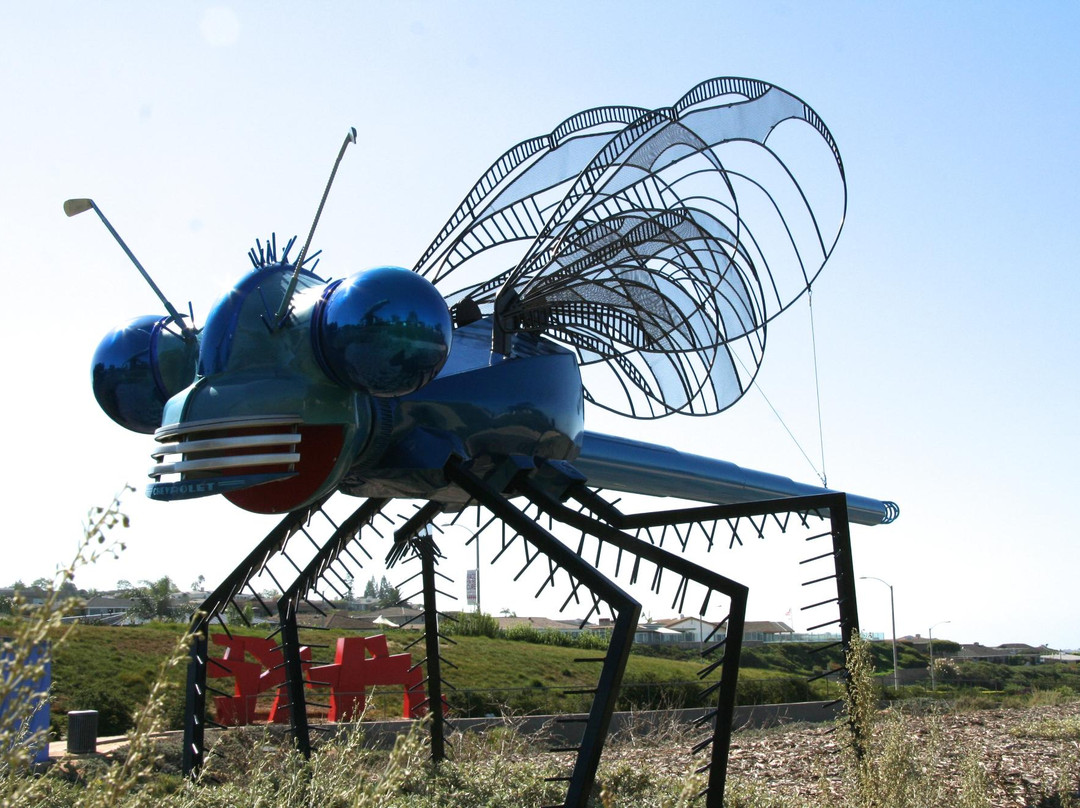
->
(812, 635, 1078, 808)
(1008, 714, 1080, 742)
(0, 487, 133, 806)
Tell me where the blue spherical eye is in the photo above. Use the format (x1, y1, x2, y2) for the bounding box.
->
(91, 315, 198, 433)
(313, 266, 451, 397)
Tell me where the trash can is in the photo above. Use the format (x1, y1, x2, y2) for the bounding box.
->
(67, 710, 98, 754)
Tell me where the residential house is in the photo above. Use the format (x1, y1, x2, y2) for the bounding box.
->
(952, 643, 1054, 664)
(81, 595, 136, 622)
(744, 621, 794, 643)
(659, 616, 723, 644)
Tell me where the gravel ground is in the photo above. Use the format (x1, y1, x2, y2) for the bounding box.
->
(602, 700, 1080, 806)
(47, 700, 1080, 806)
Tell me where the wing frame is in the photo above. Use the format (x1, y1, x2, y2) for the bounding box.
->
(415, 78, 847, 419)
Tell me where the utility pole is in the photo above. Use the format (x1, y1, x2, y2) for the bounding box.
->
(860, 576, 899, 691)
(929, 620, 951, 692)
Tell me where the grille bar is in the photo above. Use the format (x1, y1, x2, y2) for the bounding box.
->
(150, 415, 303, 482)
(150, 452, 301, 477)
(155, 415, 301, 441)
(151, 433, 301, 460)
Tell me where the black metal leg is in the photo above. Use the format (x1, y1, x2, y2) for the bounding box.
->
(445, 457, 641, 808)
(181, 501, 330, 777)
(520, 471, 750, 807)
(275, 498, 389, 757)
(278, 602, 312, 757)
(179, 466, 860, 808)
(705, 594, 745, 808)
(417, 535, 447, 763)
(384, 500, 454, 762)
(181, 631, 208, 775)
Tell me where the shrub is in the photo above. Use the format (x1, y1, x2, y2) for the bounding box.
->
(618, 672, 704, 711)
(736, 676, 812, 706)
(444, 610, 499, 638)
(502, 625, 608, 650)
(57, 681, 134, 737)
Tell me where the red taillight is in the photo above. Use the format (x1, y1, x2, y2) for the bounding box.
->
(225, 424, 345, 513)
(151, 417, 346, 514)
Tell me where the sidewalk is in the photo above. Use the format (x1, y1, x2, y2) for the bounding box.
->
(47, 700, 842, 760)
(47, 730, 181, 760)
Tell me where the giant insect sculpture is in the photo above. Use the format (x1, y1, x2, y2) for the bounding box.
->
(73, 78, 896, 806)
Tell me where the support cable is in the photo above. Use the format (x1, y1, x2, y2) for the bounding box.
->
(733, 305, 828, 487)
(808, 287, 828, 487)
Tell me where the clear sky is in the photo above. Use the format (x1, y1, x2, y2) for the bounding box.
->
(2, 2, 1077, 648)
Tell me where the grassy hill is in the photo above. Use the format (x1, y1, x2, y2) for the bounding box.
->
(37, 621, 1079, 739)
(45, 621, 818, 736)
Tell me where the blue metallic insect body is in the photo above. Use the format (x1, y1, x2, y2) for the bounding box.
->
(76, 78, 897, 807)
(87, 77, 896, 525)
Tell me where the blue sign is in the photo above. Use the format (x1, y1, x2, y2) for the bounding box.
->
(0, 640, 51, 766)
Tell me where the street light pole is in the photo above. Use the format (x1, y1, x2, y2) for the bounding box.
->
(929, 620, 951, 692)
(860, 576, 899, 691)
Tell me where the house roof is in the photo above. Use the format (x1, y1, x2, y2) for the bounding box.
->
(323, 613, 382, 631)
(643, 617, 793, 634)
(1, 586, 48, 600)
(83, 596, 135, 609)
(745, 621, 793, 634)
(899, 635, 931, 645)
(353, 606, 423, 623)
(497, 616, 582, 632)
(293, 612, 380, 630)
(660, 616, 722, 630)
(637, 625, 684, 635)
(953, 643, 1053, 659)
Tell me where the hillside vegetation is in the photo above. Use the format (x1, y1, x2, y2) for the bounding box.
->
(44, 622, 819, 737)
(39, 620, 1080, 740)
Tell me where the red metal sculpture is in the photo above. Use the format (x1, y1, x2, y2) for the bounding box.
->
(208, 633, 424, 725)
(310, 635, 426, 721)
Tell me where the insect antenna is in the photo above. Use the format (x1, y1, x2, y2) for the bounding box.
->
(272, 126, 357, 328)
(63, 197, 196, 340)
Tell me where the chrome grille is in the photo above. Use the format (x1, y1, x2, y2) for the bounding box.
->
(150, 415, 301, 481)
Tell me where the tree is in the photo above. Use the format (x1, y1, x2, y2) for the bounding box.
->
(376, 576, 400, 608)
(59, 581, 80, 599)
(117, 576, 187, 622)
(226, 600, 255, 625)
(28, 576, 78, 599)
(363, 577, 377, 599)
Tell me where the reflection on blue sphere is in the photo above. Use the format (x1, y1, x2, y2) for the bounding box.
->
(92, 315, 197, 433)
(315, 266, 452, 397)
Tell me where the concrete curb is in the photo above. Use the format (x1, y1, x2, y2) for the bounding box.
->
(323, 700, 843, 750)
(47, 700, 842, 759)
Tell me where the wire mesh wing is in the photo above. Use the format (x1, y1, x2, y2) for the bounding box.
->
(414, 78, 847, 418)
